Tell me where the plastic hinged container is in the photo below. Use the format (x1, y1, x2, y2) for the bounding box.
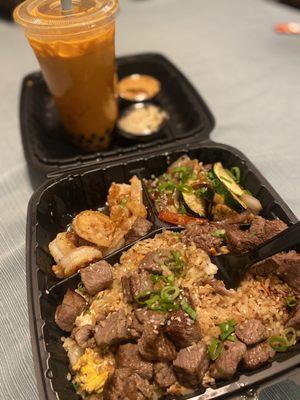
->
(23, 53, 299, 400)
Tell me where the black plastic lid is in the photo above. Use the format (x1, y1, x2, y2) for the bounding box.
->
(20, 53, 215, 176)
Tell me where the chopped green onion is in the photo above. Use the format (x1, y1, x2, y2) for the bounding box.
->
(181, 299, 197, 320)
(195, 187, 207, 198)
(161, 286, 180, 302)
(158, 181, 176, 193)
(286, 296, 297, 308)
(212, 229, 226, 238)
(161, 302, 180, 312)
(72, 381, 80, 391)
(119, 197, 128, 208)
(134, 291, 152, 305)
(268, 336, 289, 352)
(219, 319, 237, 341)
(167, 250, 185, 272)
(165, 274, 175, 284)
(208, 338, 223, 361)
(77, 282, 85, 293)
(171, 166, 195, 184)
(150, 273, 162, 283)
(226, 333, 236, 342)
(283, 327, 297, 347)
(171, 166, 193, 174)
(145, 294, 161, 308)
(177, 183, 194, 194)
(230, 167, 241, 183)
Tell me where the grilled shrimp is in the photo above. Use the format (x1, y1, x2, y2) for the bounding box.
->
(102, 228, 126, 256)
(54, 246, 102, 277)
(73, 210, 115, 248)
(49, 231, 77, 264)
(129, 175, 143, 203)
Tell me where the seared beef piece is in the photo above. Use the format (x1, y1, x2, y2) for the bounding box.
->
(252, 251, 300, 292)
(130, 269, 153, 299)
(125, 218, 152, 244)
(205, 279, 232, 296)
(242, 341, 275, 370)
(173, 342, 209, 388)
(226, 217, 287, 254)
(116, 343, 153, 380)
(55, 289, 86, 332)
(217, 211, 252, 225)
(286, 304, 300, 329)
(135, 308, 166, 326)
(94, 309, 129, 349)
(121, 270, 154, 303)
(182, 222, 224, 253)
(251, 256, 279, 276)
(121, 275, 133, 303)
(210, 339, 246, 380)
(274, 252, 300, 291)
(72, 324, 95, 348)
(128, 313, 144, 339)
(235, 319, 267, 345)
(103, 368, 154, 400)
(138, 249, 171, 274)
(138, 323, 177, 362)
(80, 260, 113, 296)
(154, 362, 177, 388)
(164, 309, 202, 348)
(128, 309, 167, 339)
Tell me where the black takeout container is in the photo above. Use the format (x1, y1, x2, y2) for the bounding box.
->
(24, 54, 299, 400)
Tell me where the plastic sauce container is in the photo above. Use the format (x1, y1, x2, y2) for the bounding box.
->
(118, 74, 161, 102)
(117, 103, 169, 141)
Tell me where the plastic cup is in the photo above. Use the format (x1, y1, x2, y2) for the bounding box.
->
(14, 0, 118, 152)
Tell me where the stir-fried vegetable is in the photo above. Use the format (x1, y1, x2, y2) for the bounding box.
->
(213, 162, 262, 214)
(286, 296, 297, 308)
(229, 166, 241, 183)
(149, 157, 262, 225)
(182, 181, 206, 217)
(208, 338, 223, 361)
(158, 210, 207, 226)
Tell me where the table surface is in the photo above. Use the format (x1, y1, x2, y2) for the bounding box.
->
(0, 0, 300, 399)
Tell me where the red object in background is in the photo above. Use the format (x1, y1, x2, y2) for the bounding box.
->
(275, 22, 300, 34)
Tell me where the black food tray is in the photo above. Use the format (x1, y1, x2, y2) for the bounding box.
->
(20, 53, 214, 176)
(27, 142, 299, 400)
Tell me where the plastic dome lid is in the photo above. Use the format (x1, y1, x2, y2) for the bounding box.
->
(14, 0, 118, 35)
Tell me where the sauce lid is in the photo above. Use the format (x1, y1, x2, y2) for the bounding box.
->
(14, 0, 118, 35)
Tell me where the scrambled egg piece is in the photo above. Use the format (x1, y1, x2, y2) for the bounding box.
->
(73, 348, 114, 394)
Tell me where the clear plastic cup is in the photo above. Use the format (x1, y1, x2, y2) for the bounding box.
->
(14, 0, 118, 152)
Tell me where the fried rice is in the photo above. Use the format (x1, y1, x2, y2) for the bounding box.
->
(64, 229, 294, 398)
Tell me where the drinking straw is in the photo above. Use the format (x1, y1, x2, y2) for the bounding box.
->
(60, 0, 72, 11)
